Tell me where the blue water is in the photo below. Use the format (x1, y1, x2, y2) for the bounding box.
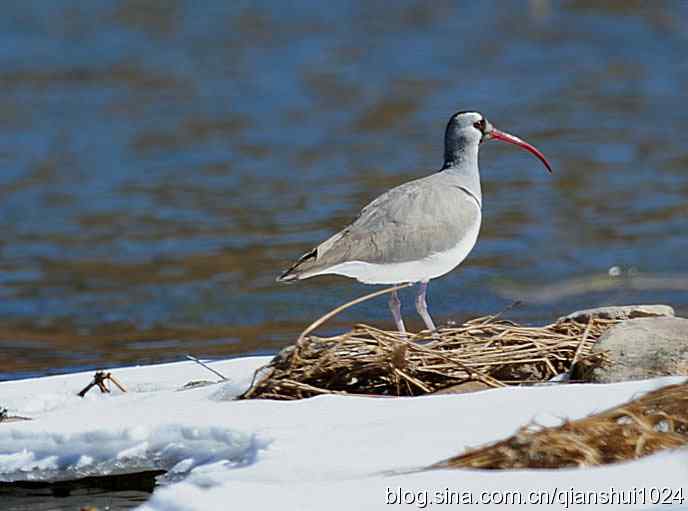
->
(1, 0, 687, 382)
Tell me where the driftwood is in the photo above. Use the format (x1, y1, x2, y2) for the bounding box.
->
(433, 381, 688, 469)
(185, 354, 228, 381)
(77, 371, 127, 398)
(0, 406, 32, 423)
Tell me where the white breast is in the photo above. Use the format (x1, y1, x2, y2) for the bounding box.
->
(308, 214, 482, 284)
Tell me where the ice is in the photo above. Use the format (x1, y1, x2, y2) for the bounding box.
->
(1, 357, 686, 510)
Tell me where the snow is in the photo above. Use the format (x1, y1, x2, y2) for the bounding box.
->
(1, 357, 687, 510)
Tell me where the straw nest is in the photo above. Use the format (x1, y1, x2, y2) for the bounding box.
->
(240, 286, 617, 400)
(433, 381, 688, 469)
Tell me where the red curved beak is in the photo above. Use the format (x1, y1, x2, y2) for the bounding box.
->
(490, 128, 552, 173)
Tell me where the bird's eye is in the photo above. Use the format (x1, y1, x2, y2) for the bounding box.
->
(473, 119, 486, 132)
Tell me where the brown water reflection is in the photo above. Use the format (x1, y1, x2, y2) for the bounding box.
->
(0, 0, 687, 381)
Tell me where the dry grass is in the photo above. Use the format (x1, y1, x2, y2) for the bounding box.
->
(433, 381, 688, 469)
(240, 309, 616, 400)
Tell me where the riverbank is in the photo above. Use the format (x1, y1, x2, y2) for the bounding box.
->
(1, 305, 687, 510)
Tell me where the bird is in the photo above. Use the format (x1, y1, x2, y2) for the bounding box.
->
(277, 111, 552, 333)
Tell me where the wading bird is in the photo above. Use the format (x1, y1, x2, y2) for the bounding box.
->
(278, 111, 552, 333)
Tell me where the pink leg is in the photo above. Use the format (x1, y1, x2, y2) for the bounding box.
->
(388, 289, 406, 333)
(415, 280, 436, 332)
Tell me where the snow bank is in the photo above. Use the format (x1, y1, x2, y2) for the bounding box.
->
(1, 357, 687, 510)
(0, 357, 268, 482)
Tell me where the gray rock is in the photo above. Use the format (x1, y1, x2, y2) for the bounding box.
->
(560, 304, 674, 323)
(589, 317, 688, 383)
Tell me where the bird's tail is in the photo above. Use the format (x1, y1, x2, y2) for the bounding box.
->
(276, 248, 318, 283)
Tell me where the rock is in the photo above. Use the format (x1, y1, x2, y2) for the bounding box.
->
(589, 317, 688, 383)
(560, 304, 674, 323)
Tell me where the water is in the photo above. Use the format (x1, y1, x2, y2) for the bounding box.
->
(1, 471, 161, 510)
(1, 0, 687, 386)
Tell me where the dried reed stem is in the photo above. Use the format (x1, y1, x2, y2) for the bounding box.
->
(241, 312, 615, 400)
(433, 381, 688, 469)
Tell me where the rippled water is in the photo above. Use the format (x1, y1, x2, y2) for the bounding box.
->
(1, 0, 687, 382)
(2, 471, 157, 511)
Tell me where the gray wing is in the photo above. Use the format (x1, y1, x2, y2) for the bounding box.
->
(278, 173, 481, 281)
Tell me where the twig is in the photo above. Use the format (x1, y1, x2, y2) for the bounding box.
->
(108, 373, 127, 392)
(473, 300, 522, 325)
(569, 316, 594, 377)
(186, 355, 229, 382)
(77, 371, 127, 397)
(296, 283, 414, 346)
(279, 379, 350, 396)
(240, 365, 274, 399)
(394, 368, 432, 393)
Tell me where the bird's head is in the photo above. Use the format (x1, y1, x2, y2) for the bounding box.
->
(445, 111, 552, 173)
